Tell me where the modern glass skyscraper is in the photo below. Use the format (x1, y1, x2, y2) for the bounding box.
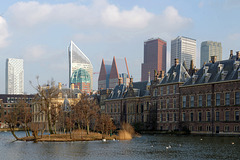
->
(68, 41, 93, 92)
(141, 38, 167, 81)
(200, 41, 222, 66)
(6, 58, 24, 94)
(171, 36, 196, 69)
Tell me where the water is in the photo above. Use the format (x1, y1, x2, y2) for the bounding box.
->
(0, 131, 239, 160)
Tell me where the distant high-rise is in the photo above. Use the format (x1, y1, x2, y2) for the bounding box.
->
(200, 41, 222, 66)
(98, 57, 130, 89)
(141, 38, 167, 81)
(68, 41, 93, 93)
(6, 58, 24, 94)
(171, 36, 196, 68)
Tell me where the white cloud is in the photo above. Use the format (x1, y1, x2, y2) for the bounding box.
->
(101, 5, 153, 29)
(0, 16, 9, 48)
(6, 1, 191, 33)
(155, 6, 192, 33)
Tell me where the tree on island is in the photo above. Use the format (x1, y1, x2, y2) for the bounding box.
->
(30, 77, 60, 134)
(73, 93, 100, 135)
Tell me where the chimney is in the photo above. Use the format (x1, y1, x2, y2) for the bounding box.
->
(71, 83, 74, 90)
(211, 56, 217, 64)
(190, 60, 194, 69)
(175, 58, 179, 66)
(58, 82, 62, 90)
(159, 70, 165, 78)
(118, 78, 123, 86)
(237, 51, 240, 60)
(130, 77, 133, 84)
(229, 50, 233, 59)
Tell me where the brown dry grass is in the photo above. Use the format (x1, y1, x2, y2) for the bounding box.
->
(20, 130, 118, 142)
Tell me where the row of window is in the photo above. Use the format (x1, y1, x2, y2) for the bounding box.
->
(189, 125, 240, 132)
(159, 113, 177, 122)
(159, 99, 177, 109)
(182, 92, 240, 107)
(182, 111, 239, 122)
(153, 85, 177, 96)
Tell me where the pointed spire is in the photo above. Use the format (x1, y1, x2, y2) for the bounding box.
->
(148, 71, 150, 83)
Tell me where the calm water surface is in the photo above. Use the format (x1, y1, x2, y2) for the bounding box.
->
(0, 131, 239, 160)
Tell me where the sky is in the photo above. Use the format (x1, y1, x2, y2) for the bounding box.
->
(0, 0, 240, 94)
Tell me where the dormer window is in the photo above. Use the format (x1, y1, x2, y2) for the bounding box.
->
(234, 61, 240, 71)
(173, 72, 177, 78)
(203, 66, 209, 74)
(192, 75, 198, 84)
(117, 90, 121, 97)
(221, 71, 228, 80)
(205, 73, 211, 83)
(218, 64, 224, 73)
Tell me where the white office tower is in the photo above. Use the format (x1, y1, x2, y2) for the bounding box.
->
(6, 58, 24, 94)
(68, 41, 93, 91)
(171, 36, 196, 68)
(200, 41, 222, 66)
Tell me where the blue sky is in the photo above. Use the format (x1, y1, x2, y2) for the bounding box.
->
(0, 0, 240, 94)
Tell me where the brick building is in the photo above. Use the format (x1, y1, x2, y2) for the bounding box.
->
(0, 94, 34, 128)
(100, 50, 240, 135)
(180, 52, 240, 134)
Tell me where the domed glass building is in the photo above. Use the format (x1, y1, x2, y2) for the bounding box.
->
(70, 68, 91, 93)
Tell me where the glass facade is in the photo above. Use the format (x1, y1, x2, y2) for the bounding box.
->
(69, 41, 93, 91)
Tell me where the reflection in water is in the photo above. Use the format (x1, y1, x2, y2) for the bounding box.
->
(0, 132, 239, 160)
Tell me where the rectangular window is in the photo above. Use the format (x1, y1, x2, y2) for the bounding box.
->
(182, 96, 186, 108)
(173, 99, 176, 108)
(235, 92, 240, 105)
(160, 100, 163, 109)
(216, 93, 220, 106)
(173, 85, 176, 94)
(207, 112, 211, 122)
(198, 95, 202, 107)
(160, 114, 163, 122)
(216, 112, 220, 121)
(234, 126, 239, 132)
(167, 86, 169, 94)
(225, 111, 230, 121)
(174, 113, 177, 121)
(198, 112, 202, 122)
(166, 99, 169, 108)
(207, 94, 211, 107)
(167, 113, 169, 121)
(190, 112, 193, 121)
(225, 126, 229, 132)
(190, 96, 194, 107)
(160, 87, 163, 96)
(235, 111, 239, 121)
(225, 93, 230, 106)
(182, 113, 185, 121)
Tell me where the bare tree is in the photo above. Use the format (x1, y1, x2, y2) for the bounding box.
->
(73, 93, 99, 134)
(96, 113, 116, 138)
(30, 77, 60, 134)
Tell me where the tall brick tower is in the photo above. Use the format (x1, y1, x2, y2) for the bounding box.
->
(141, 38, 167, 81)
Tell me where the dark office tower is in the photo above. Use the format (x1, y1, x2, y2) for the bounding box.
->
(141, 38, 167, 81)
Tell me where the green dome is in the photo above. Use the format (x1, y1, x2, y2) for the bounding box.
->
(71, 68, 91, 84)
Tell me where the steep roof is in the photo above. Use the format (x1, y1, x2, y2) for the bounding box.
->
(109, 57, 130, 79)
(160, 63, 190, 84)
(107, 81, 148, 100)
(183, 58, 240, 86)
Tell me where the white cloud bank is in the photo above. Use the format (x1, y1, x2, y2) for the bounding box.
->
(6, 0, 192, 33)
(0, 16, 9, 48)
